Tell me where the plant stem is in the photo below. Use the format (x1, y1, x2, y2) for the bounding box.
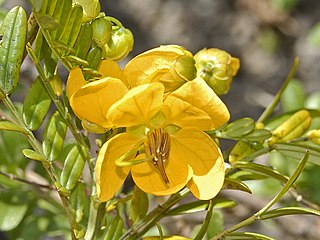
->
(120, 188, 190, 240)
(2, 94, 78, 240)
(211, 151, 309, 240)
(257, 57, 299, 124)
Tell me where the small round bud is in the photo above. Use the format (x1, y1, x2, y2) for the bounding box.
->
(102, 26, 134, 61)
(124, 45, 196, 92)
(194, 48, 240, 95)
(74, 0, 101, 22)
(92, 16, 112, 47)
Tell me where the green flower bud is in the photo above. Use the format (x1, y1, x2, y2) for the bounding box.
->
(102, 26, 134, 61)
(92, 16, 112, 47)
(74, 0, 101, 22)
(194, 48, 240, 95)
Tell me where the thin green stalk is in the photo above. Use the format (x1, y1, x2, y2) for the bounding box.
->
(26, 44, 93, 169)
(211, 151, 309, 240)
(120, 188, 190, 240)
(257, 57, 299, 124)
(2, 94, 78, 240)
(194, 199, 215, 240)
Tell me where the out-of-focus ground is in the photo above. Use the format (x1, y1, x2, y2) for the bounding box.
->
(3, 0, 320, 239)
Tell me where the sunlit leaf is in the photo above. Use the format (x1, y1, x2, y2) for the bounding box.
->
(0, 6, 27, 94)
(23, 77, 51, 130)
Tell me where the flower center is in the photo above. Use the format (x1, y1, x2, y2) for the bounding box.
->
(145, 128, 171, 184)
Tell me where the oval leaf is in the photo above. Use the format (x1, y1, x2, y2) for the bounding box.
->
(70, 183, 86, 223)
(23, 77, 52, 130)
(0, 6, 27, 94)
(0, 120, 27, 134)
(22, 149, 45, 162)
(223, 178, 252, 194)
(129, 185, 149, 223)
(60, 144, 85, 191)
(42, 111, 67, 161)
(223, 118, 255, 138)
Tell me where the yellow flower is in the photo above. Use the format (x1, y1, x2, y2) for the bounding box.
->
(194, 48, 240, 95)
(96, 77, 229, 201)
(66, 60, 128, 133)
(123, 45, 196, 92)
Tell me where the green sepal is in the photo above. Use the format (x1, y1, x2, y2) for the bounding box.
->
(0, 6, 27, 94)
(129, 185, 149, 223)
(23, 77, 52, 130)
(42, 111, 67, 161)
(60, 144, 85, 191)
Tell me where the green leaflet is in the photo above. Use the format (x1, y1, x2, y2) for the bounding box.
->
(70, 183, 86, 223)
(58, 4, 83, 49)
(60, 144, 85, 191)
(73, 22, 93, 59)
(0, 192, 29, 231)
(0, 120, 27, 134)
(0, 6, 27, 94)
(104, 215, 124, 240)
(129, 185, 149, 223)
(260, 207, 320, 220)
(23, 77, 51, 130)
(22, 149, 45, 162)
(222, 118, 255, 138)
(42, 111, 67, 161)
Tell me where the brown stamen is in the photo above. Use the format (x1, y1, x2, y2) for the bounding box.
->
(145, 129, 171, 184)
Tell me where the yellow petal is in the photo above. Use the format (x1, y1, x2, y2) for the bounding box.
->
(71, 77, 128, 128)
(168, 77, 230, 130)
(172, 128, 225, 200)
(124, 45, 190, 88)
(162, 94, 212, 130)
(96, 132, 141, 202)
(108, 83, 164, 127)
(131, 135, 192, 196)
(66, 67, 87, 99)
(98, 59, 126, 82)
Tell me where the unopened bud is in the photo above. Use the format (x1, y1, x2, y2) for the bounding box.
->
(74, 0, 101, 22)
(92, 16, 112, 47)
(194, 48, 240, 95)
(268, 109, 311, 145)
(307, 129, 320, 145)
(102, 26, 134, 61)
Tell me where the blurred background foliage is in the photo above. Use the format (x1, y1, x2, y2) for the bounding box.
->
(0, 0, 320, 239)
